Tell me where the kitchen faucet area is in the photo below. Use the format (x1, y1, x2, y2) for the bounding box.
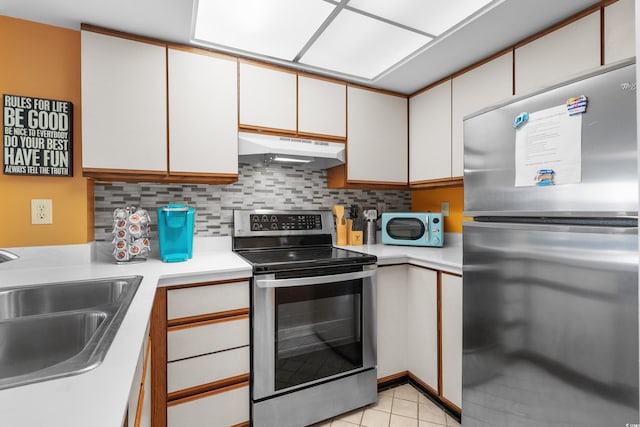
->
(0, 1, 637, 426)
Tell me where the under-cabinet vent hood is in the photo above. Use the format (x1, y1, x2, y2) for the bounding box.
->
(238, 132, 345, 169)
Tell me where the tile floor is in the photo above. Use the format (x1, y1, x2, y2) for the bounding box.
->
(310, 383, 461, 427)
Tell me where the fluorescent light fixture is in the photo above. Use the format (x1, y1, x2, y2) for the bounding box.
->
(193, 0, 335, 60)
(348, 0, 494, 36)
(271, 156, 312, 164)
(300, 8, 431, 79)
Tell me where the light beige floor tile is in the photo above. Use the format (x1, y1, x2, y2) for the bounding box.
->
(394, 384, 419, 402)
(417, 393, 429, 405)
(379, 388, 395, 398)
(390, 413, 419, 427)
(418, 421, 448, 427)
(418, 403, 447, 425)
(369, 396, 393, 413)
(331, 420, 359, 427)
(392, 398, 418, 418)
(445, 413, 461, 426)
(361, 408, 391, 427)
(336, 409, 364, 424)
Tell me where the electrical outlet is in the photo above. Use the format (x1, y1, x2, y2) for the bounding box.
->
(441, 201, 450, 217)
(31, 199, 53, 224)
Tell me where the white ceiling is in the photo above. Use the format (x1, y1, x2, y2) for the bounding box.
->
(1, 0, 603, 94)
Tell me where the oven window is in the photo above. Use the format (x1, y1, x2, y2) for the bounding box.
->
(274, 280, 363, 391)
(386, 218, 425, 240)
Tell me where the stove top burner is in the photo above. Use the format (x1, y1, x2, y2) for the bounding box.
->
(232, 210, 377, 273)
(236, 247, 376, 273)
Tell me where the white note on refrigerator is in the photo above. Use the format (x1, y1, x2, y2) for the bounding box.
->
(514, 104, 582, 187)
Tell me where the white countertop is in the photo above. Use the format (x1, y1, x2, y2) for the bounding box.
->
(338, 233, 462, 275)
(0, 234, 461, 427)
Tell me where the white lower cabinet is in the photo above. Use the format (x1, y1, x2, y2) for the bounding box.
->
(167, 346, 250, 393)
(376, 265, 408, 379)
(407, 266, 438, 392)
(167, 383, 250, 427)
(152, 280, 251, 427)
(377, 265, 462, 411)
(441, 273, 463, 408)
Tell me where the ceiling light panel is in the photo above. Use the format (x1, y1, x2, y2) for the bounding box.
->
(348, 0, 495, 36)
(300, 9, 431, 80)
(193, 0, 335, 60)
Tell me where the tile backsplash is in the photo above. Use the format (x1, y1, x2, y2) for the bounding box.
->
(94, 163, 412, 241)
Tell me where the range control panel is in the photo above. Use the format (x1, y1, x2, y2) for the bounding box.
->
(250, 214, 322, 231)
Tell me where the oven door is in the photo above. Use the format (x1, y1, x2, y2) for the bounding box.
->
(252, 264, 377, 401)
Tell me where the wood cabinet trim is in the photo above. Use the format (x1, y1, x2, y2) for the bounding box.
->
(167, 373, 250, 402)
(408, 372, 438, 397)
(167, 380, 249, 407)
(436, 272, 443, 396)
(168, 308, 250, 328)
(167, 313, 249, 332)
(298, 71, 348, 86)
(238, 58, 299, 75)
(440, 396, 462, 414)
(133, 384, 145, 427)
(409, 178, 463, 189)
(442, 272, 463, 279)
(230, 422, 251, 427)
(167, 43, 237, 62)
(81, 24, 167, 47)
(150, 287, 168, 427)
(238, 124, 298, 136)
(377, 371, 410, 385)
(84, 169, 238, 185)
(167, 278, 250, 291)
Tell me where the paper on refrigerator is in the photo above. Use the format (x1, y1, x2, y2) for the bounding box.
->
(514, 104, 582, 187)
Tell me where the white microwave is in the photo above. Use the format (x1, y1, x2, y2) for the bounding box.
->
(381, 212, 444, 247)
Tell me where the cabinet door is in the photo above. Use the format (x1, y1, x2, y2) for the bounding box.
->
(168, 48, 238, 175)
(81, 31, 167, 171)
(167, 383, 249, 427)
(604, 0, 635, 64)
(441, 273, 462, 409)
(347, 87, 408, 184)
(239, 62, 296, 131)
(376, 265, 408, 379)
(406, 266, 438, 392)
(298, 75, 346, 138)
(451, 53, 512, 178)
(515, 12, 600, 94)
(409, 81, 452, 182)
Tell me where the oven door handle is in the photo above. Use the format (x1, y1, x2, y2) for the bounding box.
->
(255, 269, 376, 288)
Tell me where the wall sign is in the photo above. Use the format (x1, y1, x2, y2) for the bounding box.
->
(3, 94, 73, 177)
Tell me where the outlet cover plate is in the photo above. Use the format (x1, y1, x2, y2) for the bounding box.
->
(31, 199, 53, 224)
(441, 201, 450, 217)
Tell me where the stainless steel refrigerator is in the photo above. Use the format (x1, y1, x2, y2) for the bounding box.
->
(463, 59, 638, 427)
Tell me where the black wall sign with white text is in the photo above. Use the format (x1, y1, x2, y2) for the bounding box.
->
(3, 94, 73, 177)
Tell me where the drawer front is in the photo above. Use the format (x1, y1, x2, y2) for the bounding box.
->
(167, 316, 249, 362)
(167, 281, 249, 320)
(168, 346, 250, 393)
(167, 383, 249, 427)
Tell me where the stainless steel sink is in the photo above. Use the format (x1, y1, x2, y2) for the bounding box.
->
(0, 276, 142, 390)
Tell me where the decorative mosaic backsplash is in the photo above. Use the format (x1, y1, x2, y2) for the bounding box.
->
(93, 163, 412, 241)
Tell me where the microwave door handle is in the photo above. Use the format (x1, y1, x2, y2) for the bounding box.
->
(255, 269, 376, 289)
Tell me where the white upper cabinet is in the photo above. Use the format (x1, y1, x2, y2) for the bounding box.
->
(239, 62, 297, 132)
(409, 80, 452, 182)
(298, 75, 346, 138)
(604, 0, 635, 64)
(451, 53, 513, 178)
(347, 87, 408, 184)
(168, 48, 238, 175)
(515, 12, 601, 94)
(81, 31, 167, 171)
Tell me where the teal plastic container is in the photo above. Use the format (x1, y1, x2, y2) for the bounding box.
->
(157, 204, 195, 263)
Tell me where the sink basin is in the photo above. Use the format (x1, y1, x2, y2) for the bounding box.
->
(0, 276, 142, 390)
(0, 278, 132, 320)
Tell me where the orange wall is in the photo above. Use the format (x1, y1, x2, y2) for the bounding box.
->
(0, 16, 93, 247)
(412, 186, 468, 233)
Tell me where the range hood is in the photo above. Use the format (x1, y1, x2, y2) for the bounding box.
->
(238, 132, 345, 169)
